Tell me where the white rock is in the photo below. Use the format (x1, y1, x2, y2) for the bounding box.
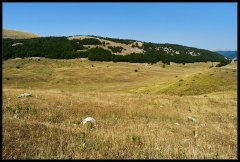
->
(175, 122, 180, 126)
(188, 116, 196, 123)
(175, 51, 180, 54)
(82, 117, 95, 124)
(19, 93, 32, 98)
(12, 43, 23, 46)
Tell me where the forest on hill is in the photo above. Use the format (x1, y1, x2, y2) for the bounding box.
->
(3, 36, 230, 65)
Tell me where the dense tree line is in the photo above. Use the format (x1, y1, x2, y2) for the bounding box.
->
(3, 37, 81, 60)
(2, 37, 104, 60)
(86, 48, 227, 65)
(142, 43, 227, 63)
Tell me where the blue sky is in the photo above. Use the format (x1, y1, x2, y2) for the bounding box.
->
(3, 2, 237, 51)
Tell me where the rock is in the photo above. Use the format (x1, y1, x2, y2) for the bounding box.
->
(175, 122, 180, 126)
(19, 93, 32, 98)
(188, 116, 196, 123)
(82, 117, 95, 124)
(12, 43, 23, 46)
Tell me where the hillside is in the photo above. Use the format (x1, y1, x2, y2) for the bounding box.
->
(3, 29, 40, 39)
(3, 34, 230, 65)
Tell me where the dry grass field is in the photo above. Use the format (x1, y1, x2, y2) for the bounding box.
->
(2, 58, 237, 159)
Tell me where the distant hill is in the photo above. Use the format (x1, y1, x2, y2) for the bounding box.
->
(215, 51, 237, 59)
(3, 29, 40, 39)
(3, 30, 230, 64)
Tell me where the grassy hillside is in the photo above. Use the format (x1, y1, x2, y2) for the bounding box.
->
(3, 29, 40, 39)
(2, 58, 237, 159)
(132, 64, 237, 96)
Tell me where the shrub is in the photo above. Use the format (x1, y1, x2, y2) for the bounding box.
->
(156, 147, 164, 158)
(162, 64, 166, 68)
(107, 46, 123, 53)
(126, 134, 142, 144)
(16, 66, 20, 69)
(134, 69, 138, 72)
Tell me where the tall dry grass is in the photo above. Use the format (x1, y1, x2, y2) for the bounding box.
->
(2, 59, 237, 159)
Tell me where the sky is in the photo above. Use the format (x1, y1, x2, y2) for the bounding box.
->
(3, 2, 237, 51)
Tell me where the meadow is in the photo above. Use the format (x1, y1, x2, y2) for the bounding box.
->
(2, 58, 237, 159)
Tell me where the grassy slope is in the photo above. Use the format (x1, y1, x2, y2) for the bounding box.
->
(134, 65, 237, 96)
(2, 58, 237, 159)
(3, 29, 40, 39)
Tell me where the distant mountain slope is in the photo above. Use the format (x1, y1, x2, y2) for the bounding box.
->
(3, 33, 229, 64)
(215, 51, 237, 59)
(3, 29, 40, 39)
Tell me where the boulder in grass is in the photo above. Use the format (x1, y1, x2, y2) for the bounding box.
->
(175, 122, 180, 126)
(82, 117, 95, 124)
(188, 116, 196, 123)
(19, 93, 32, 98)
